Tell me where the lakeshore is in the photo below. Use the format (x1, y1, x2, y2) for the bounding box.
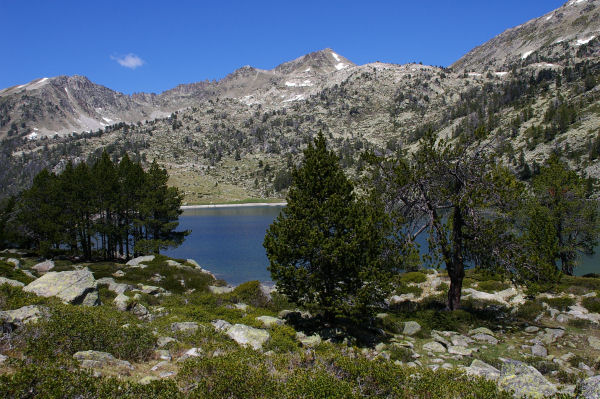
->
(181, 202, 286, 209)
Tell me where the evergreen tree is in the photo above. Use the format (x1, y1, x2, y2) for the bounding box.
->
(371, 130, 525, 310)
(264, 132, 392, 320)
(527, 154, 600, 275)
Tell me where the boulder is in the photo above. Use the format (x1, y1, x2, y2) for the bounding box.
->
(23, 270, 98, 305)
(422, 341, 446, 353)
(0, 305, 48, 330)
(171, 322, 199, 334)
(81, 290, 100, 307)
(157, 336, 177, 347)
(130, 303, 149, 318)
(212, 319, 232, 332)
(465, 359, 501, 381)
(113, 270, 125, 278)
(578, 375, 600, 399)
(0, 277, 25, 288)
(471, 333, 499, 345)
(588, 336, 600, 350)
(256, 315, 285, 327)
(0, 354, 6, 363)
(234, 303, 249, 311)
(524, 326, 539, 333)
(296, 332, 321, 347)
(498, 359, 557, 398)
(208, 285, 234, 294)
(137, 284, 165, 295)
(73, 350, 132, 370)
(96, 277, 131, 295)
(32, 260, 54, 273)
(403, 321, 422, 336)
(531, 344, 547, 357)
(450, 334, 474, 347)
(448, 345, 473, 356)
(186, 259, 201, 268)
(226, 324, 270, 350)
(126, 255, 154, 267)
(114, 293, 130, 312)
(468, 327, 495, 336)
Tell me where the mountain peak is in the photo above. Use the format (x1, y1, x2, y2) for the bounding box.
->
(273, 48, 355, 76)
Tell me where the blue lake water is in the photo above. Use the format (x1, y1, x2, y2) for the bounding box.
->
(165, 206, 599, 285)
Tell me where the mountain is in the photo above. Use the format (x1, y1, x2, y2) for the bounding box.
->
(2, 0, 600, 203)
(452, 0, 600, 71)
(0, 48, 355, 140)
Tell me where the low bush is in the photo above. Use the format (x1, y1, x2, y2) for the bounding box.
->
(229, 280, 270, 308)
(0, 284, 50, 310)
(388, 345, 414, 363)
(265, 324, 299, 353)
(0, 361, 181, 399)
(0, 261, 35, 284)
(399, 271, 427, 284)
(541, 296, 575, 311)
(582, 295, 600, 313)
(20, 305, 156, 362)
(515, 300, 545, 321)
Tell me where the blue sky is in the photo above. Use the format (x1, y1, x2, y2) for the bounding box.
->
(1, 0, 566, 94)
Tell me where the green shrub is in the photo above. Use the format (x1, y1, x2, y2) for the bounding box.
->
(437, 282, 449, 292)
(582, 296, 600, 313)
(555, 275, 600, 295)
(0, 284, 50, 310)
(399, 271, 427, 284)
(527, 357, 559, 375)
(568, 318, 597, 329)
(265, 325, 299, 353)
(229, 281, 269, 308)
(0, 261, 35, 284)
(515, 300, 545, 321)
(178, 349, 278, 398)
(0, 362, 181, 398)
(542, 296, 575, 311)
(282, 370, 356, 399)
(21, 305, 155, 362)
(388, 345, 413, 363)
(395, 283, 423, 297)
(476, 280, 511, 293)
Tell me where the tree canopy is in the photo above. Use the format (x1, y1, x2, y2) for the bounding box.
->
(264, 132, 393, 320)
(15, 152, 187, 259)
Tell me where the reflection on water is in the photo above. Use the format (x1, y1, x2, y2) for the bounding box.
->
(165, 205, 598, 284)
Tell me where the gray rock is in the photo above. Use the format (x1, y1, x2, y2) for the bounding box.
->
(208, 285, 234, 294)
(0, 354, 6, 363)
(126, 255, 154, 267)
(23, 270, 98, 305)
(0, 305, 48, 330)
(137, 284, 165, 295)
(578, 375, 600, 399)
(81, 290, 100, 306)
(226, 324, 270, 350)
(448, 345, 473, 356)
(498, 359, 557, 398)
(186, 258, 201, 268)
(468, 327, 495, 336)
(531, 344, 547, 357)
(73, 350, 133, 370)
(296, 332, 321, 347)
(589, 336, 600, 350)
(113, 270, 125, 278)
(466, 359, 501, 381)
(422, 341, 446, 353)
(255, 315, 284, 327)
(524, 326, 539, 333)
(157, 336, 177, 347)
(177, 347, 203, 362)
(171, 322, 199, 334)
(471, 333, 499, 345)
(212, 319, 232, 332)
(32, 260, 54, 273)
(403, 321, 421, 336)
(114, 293, 130, 312)
(166, 260, 183, 268)
(151, 360, 170, 371)
(0, 277, 25, 287)
(234, 303, 248, 311)
(131, 303, 149, 318)
(450, 334, 474, 347)
(96, 277, 131, 295)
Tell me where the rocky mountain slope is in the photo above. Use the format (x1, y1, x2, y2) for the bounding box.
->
(2, 1, 600, 203)
(452, 0, 600, 72)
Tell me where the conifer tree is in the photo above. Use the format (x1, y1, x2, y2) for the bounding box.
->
(264, 132, 392, 320)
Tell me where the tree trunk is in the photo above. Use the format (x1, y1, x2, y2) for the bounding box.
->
(447, 267, 465, 310)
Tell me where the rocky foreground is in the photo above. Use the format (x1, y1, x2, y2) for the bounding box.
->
(2, 251, 600, 398)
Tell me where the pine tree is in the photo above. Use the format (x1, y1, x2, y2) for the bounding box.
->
(264, 132, 392, 320)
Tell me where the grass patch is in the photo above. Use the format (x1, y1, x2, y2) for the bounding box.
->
(0, 261, 34, 284)
(399, 271, 427, 284)
(582, 296, 600, 313)
(515, 300, 545, 321)
(476, 280, 511, 293)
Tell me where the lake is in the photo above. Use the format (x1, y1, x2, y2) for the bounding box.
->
(165, 205, 598, 285)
